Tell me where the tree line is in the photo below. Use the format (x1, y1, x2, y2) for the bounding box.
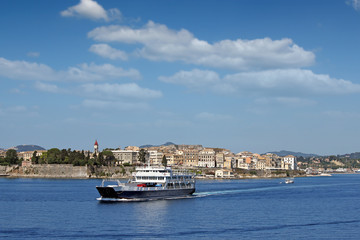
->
(0, 148, 116, 166)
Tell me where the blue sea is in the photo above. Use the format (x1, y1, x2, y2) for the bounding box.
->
(1, 174, 359, 239)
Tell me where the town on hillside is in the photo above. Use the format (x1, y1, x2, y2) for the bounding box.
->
(1, 141, 359, 178)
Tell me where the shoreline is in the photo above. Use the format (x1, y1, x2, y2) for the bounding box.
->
(0, 173, 318, 180)
(2, 164, 356, 180)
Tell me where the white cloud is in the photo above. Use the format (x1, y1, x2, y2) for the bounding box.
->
(88, 21, 315, 70)
(34, 82, 62, 93)
(347, 0, 360, 11)
(195, 112, 232, 121)
(64, 63, 141, 81)
(224, 69, 360, 95)
(255, 97, 317, 107)
(61, 0, 121, 21)
(0, 104, 38, 117)
(159, 69, 220, 88)
(81, 99, 149, 110)
(80, 83, 162, 99)
(0, 57, 141, 82)
(161, 68, 360, 96)
(27, 52, 40, 58)
(0, 57, 57, 81)
(89, 43, 128, 60)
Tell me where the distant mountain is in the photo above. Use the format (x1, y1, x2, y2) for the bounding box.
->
(265, 150, 319, 158)
(338, 152, 360, 159)
(12, 145, 46, 152)
(140, 142, 176, 148)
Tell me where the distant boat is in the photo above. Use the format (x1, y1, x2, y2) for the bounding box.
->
(319, 173, 332, 176)
(285, 178, 294, 184)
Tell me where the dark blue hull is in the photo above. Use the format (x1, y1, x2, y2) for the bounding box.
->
(96, 186, 195, 200)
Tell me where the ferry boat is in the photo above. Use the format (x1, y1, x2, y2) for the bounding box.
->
(96, 166, 196, 201)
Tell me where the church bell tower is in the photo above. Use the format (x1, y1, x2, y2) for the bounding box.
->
(94, 140, 99, 156)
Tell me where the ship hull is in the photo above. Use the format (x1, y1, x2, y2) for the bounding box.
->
(96, 186, 195, 200)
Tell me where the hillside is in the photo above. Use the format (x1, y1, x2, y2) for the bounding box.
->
(338, 152, 360, 159)
(12, 145, 46, 152)
(265, 150, 319, 158)
(140, 142, 176, 148)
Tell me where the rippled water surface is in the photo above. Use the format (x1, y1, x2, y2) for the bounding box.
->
(1, 174, 360, 239)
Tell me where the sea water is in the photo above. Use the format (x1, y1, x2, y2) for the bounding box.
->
(0, 174, 359, 239)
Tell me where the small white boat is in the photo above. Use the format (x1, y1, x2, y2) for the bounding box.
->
(285, 178, 294, 184)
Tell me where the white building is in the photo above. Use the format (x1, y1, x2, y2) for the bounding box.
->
(283, 155, 297, 170)
(198, 148, 216, 168)
(148, 150, 163, 166)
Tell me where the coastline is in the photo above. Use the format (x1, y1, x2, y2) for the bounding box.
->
(0, 164, 311, 180)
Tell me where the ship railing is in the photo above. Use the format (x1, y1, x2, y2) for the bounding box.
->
(172, 169, 195, 176)
(119, 186, 167, 191)
(100, 179, 122, 187)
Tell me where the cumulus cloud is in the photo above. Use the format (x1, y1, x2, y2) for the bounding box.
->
(81, 99, 149, 110)
(64, 63, 141, 81)
(347, 0, 360, 11)
(224, 69, 360, 95)
(34, 82, 62, 93)
(0, 57, 141, 82)
(61, 0, 121, 21)
(89, 43, 128, 60)
(0, 57, 57, 81)
(159, 69, 220, 88)
(80, 83, 162, 99)
(88, 21, 315, 70)
(160, 68, 360, 96)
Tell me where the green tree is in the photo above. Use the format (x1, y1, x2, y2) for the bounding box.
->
(5, 149, 19, 165)
(102, 150, 115, 166)
(32, 151, 38, 164)
(138, 149, 147, 164)
(46, 148, 61, 164)
(162, 155, 167, 167)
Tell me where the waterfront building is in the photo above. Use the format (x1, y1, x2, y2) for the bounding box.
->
(164, 153, 175, 166)
(17, 150, 46, 161)
(256, 158, 267, 170)
(174, 151, 184, 166)
(148, 150, 163, 166)
(224, 156, 235, 169)
(183, 149, 199, 167)
(236, 158, 247, 169)
(282, 155, 297, 170)
(216, 153, 224, 168)
(215, 169, 234, 178)
(112, 150, 138, 165)
(198, 148, 216, 168)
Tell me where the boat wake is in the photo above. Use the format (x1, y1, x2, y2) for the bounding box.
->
(193, 185, 284, 197)
(97, 195, 195, 202)
(194, 182, 360, 197)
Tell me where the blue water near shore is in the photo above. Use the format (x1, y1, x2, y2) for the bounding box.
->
(1, 174, 360, 239)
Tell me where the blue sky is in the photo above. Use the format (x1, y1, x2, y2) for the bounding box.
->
(1, 0, 360, 155)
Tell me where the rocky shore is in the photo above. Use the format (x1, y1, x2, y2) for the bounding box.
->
(0, 164, 307, 179)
